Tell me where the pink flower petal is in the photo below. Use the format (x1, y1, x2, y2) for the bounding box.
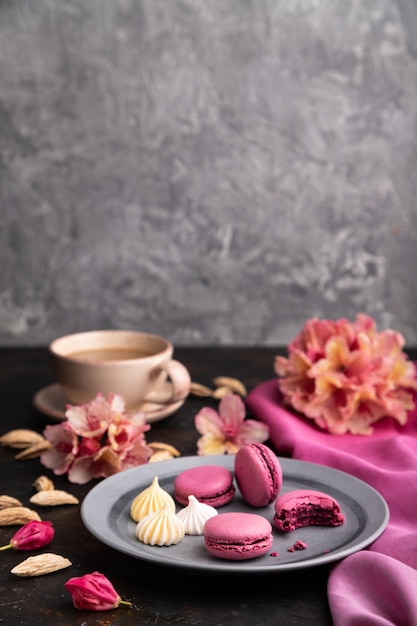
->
(41, 424, 78, 475)
(67, 456, 96, 484)
(119, 439, 153, 469)
(196, 433, 228, 456)
(236, 418, 270, 445)
(195, 407, 225, 436)
(195, 393, 270, 455)
(218, 394, 246, 426)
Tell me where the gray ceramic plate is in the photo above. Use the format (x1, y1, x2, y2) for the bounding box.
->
(81, 455, 389, 575)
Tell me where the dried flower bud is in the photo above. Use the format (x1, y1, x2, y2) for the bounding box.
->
(65, 571, 132, 611)
(0, 520, 54, 552)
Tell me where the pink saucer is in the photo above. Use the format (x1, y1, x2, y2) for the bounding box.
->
(33, 384, 185, 424)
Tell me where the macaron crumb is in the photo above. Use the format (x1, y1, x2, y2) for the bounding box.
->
(270, 551, 279, 557)
(287, 540, 308, 552)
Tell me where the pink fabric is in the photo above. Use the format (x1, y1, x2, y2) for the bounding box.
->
(246, 380, 417, 626)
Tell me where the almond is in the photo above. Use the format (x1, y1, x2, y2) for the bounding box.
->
(149, 450, 177, 462)
(189, 382, 214, 397)
(0, 495, 23, 510)
(0, 507, 41, 526)
(212, 376, 247, 397)
(148, 442, 180, 457)
(212, 385, 233, 399)
(29, 490, 79, 507)
(15, 440, 52, 460)
(0, 429, 46, 449)
(11, 553, 72, 577)
(32, 476, 55, 492)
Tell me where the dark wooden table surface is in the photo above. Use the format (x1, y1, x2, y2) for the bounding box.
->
(0, 346, 334, 626)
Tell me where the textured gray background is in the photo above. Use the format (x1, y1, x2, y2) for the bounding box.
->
(1, 0, 417, 347)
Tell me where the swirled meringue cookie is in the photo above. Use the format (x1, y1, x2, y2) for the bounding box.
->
(135, 504, 185, 546)
(177, 495, 218, 535)
(130, 476, 176, 522)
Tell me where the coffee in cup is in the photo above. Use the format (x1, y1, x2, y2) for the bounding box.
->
(48, 330, 191, 410)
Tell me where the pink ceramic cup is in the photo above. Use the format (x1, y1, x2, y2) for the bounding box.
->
(49, 330, 191, 409)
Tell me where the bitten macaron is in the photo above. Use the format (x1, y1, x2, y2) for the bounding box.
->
(204, 512, 273, 560)
(234, 443, 282, 507)
(174, 465, 235, 507)
(274, 489, 345, 532)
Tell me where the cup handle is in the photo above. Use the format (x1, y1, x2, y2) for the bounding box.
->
(143, 360, 191, 405)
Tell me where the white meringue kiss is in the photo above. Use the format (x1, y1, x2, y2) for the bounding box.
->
(176, 494, 218, 535)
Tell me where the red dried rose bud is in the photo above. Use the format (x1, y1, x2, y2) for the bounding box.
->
(65, 571, 132, 611)
(0, 520, 54, 552)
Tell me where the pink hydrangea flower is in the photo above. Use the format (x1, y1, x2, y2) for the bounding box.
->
(65, 571, 131, 611)
(275, 314, 417, 435)
(41, 393, 152, 483)
(195, 393, 270, 455)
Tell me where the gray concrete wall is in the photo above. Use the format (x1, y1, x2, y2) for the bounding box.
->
(1, 0, 417, 347)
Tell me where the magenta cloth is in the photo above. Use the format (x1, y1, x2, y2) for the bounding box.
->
(246, 380, 417, 626)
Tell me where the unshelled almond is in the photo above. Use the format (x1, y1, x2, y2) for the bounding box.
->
(32, 475, 55, 492)
(148, 442, 180, 457)
(189, 382, 214, 397)
(14, 440, 52, 460)
(11, 553, 72, 577)
(0, 506, 41, 526)
(149, 450, 176, 462)
(212, 385, 234, 399)
(148, 441, 181, 462)
(29, 490, 79, 507)
(0, 429, 46, 449)
(212, 376, 247, 397)
(0, 495, 23, 510)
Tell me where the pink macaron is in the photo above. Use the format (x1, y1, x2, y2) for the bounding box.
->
(274, 489, 345, 532)
(204, 512, 273, 560)
(174, 465, 235, 507)
(234, 443, 282, 507)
